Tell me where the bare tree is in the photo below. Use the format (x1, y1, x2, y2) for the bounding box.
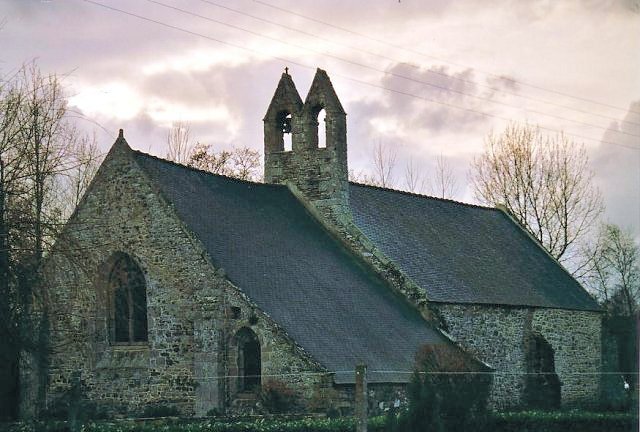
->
(0, 62, 105, 419)
(348, 168, 380, 186)
(11, 63, 75, 418)
(166, 122, 262, 182)
(404, 158, 425, 194)
(582, 224, 639, 315)
(470, 123, 603, 267)
(361, 150, 456, 198)
(58, 130, 101, 218)
(187, 143, 261, 182)
(230, 147, 262, 182)
(187, 143, 232, 175)
(0, 70, 24, 421)
(372, 141, 397, 188)
(166, 121, 193, 165)
(428, 154, 458, 199)
(17, 63, 70, 264)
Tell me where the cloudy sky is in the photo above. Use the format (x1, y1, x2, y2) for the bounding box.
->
(2, 0, 639, 238)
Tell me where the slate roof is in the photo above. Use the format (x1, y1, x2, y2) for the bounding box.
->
(349, 183, 600, 311)
(133, 151, 446, 383)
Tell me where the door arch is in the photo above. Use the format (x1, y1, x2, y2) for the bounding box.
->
(235, 328, 261, 391)
(524, 333, 561, 408)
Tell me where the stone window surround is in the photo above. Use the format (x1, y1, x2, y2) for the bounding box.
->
(227, 325, 263, 398)
(94, 251, 152, 361)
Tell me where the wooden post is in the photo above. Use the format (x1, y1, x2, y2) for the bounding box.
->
(355, 364, 367, 432)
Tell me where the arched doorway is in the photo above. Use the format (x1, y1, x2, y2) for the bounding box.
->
(235, 328, 261, 391)
(524, 333, 561, 409)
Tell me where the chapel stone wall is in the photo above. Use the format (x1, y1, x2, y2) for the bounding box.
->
(433, 304, 601, 409)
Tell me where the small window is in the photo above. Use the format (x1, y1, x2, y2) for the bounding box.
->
(317, 109, 326, 148)
(230, 306, 241, 319)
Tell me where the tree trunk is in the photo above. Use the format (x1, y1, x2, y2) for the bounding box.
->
(0, 158, 19, 420)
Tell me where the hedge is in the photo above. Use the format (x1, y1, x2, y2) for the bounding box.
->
(1, 416, 386, 432)
(3, 410, 637, 432)
(491, 410, 638, 432)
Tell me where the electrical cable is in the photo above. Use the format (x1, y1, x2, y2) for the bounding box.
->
(197, 0, 640, 128)
(252, 0, 640, 117)
(82, 0, 640, 151)
(147, 0, 640, 139)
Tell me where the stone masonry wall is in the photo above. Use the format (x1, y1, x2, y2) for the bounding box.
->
(531, 308, 602, 406)
(431, 304, 526, 409)
(46, 141, 205, 415)
(433, 304, 601, 409)
(45, 139, 327, 417)
(218, 285, 328, 415)
(266, 144, 349, 220)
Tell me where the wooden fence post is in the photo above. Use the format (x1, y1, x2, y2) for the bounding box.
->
(355, 364, 367, 432)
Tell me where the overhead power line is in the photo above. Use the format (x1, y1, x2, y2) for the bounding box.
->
(82, 0, 640, 151)
(252, 0, 640, 117)
(145, 0, 640, 139)
(66, 108, 117, 140)
(198, 0, 640, 129)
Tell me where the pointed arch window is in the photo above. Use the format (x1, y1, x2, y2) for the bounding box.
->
(107, 253, 148, 343)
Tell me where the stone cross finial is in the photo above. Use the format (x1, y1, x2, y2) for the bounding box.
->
(285, 67, 289, 75)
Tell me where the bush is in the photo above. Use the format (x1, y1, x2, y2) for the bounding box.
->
(389, 344, 492, 432)
(259, 380, 300, 414)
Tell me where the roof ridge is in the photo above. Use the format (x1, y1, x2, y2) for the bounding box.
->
(348, 181, 496, 211)
(130, 148, 280, 188)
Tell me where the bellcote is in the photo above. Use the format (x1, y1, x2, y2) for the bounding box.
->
(263, 68, 349, 222)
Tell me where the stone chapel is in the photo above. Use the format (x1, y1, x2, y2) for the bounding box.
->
(41, 68, 602, 416)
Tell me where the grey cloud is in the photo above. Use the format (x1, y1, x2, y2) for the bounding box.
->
(484, 74, 520, 93)
(340, 62, 498, 172)
(379, 63, 489, 133)
(499, 0, 637, 20)
(624, 0, 640, 13)
(383, 63, 478, 102)
(580, 0, 640, 13)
